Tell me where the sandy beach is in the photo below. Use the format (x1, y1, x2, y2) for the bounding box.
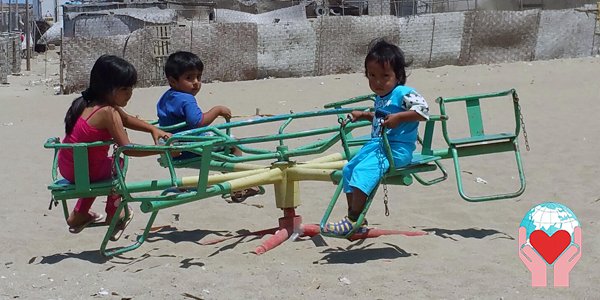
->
(1, 50, 599, 299)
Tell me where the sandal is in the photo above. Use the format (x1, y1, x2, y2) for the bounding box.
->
(109, 206, 134, 241)
(68, 212, 104, 234)
(323, 216, 368, 236)
(230, 186, 262, 203)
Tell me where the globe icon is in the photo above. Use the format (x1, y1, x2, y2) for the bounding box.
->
(519, 202, 580, 245)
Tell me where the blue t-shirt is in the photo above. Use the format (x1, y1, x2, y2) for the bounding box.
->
(157, 89, 203, 133)
(371, 85, 429, 143)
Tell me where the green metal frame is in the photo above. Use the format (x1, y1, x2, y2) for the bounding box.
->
(319, 89, 526, 238)
(436, 89, 526, 202)
(45, 108, 377, 256)
(44, 89, 527, 253)
(45, 137, 226, 257)
(320, 115, 448, 239)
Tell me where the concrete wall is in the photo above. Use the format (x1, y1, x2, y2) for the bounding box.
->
(61, 9, 600, 93)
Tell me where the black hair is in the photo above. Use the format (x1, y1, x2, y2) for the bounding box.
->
(64, 55, 137, 134)
(164, 51, 204, 80)
(364, 39, 410, 85)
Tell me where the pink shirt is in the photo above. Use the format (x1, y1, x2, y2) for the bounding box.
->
(57, 106, 113, 182)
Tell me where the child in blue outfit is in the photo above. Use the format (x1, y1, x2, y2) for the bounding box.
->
(324, 40, 430, 236)
(157, 51, 240, 156)
(157, 51, 260, 201)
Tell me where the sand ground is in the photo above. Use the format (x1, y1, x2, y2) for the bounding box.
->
(0, 51, 599, 299)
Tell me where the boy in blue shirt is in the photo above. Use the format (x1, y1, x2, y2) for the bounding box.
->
(157, 51, 258, 201)
(157, 51, 238, 152)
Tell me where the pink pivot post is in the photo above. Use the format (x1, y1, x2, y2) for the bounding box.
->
(254, 208, 320, 255)
(200, 208, 427, 253)
(348, 228, 428, 241)
(199, 208, 320, 254)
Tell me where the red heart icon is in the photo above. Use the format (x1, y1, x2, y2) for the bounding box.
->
(529, 230, 571, 264)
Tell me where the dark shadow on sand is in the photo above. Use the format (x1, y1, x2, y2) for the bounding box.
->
(422, 227, 514, 241)
(145, 227, 228, 245)
(316, 242, 414, 264)
(30, 250, 111, 265)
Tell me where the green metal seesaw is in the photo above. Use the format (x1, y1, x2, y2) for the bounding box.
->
(320, 89, 528, 239)
(46, 107, 372, 256)
(44, 89, 527, 256)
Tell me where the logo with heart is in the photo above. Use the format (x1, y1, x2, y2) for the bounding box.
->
(519, 202, 582, 287)
(529, 230, 571, 264)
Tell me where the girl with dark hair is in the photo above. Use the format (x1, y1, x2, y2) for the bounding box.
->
(58, 55, 172, 240)
(324, 40, 430, 236)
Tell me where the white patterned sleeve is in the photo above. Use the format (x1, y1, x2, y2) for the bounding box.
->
(403, 91, 429, 120)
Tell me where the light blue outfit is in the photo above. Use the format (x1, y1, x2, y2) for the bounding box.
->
(342, 85, 429, 195)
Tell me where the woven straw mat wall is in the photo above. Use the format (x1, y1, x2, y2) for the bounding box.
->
(257, 22, 317, 78)
(189, 22, 258, 82)
(314, 16, 400, 75)
(63, 35, 128, 93)
(535, 9, 596, 60)
(463, 10, 540, 64)
(429, 12, 465, 67)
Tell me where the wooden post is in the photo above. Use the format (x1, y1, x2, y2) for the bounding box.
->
(59, 28, 63, 94)
(25, 0, 31, 71)
(7, 0, 11, 32)
(54, 0, 58, 22)
(13, 0, 16, 30)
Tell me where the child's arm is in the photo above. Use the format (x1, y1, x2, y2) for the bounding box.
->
(103, 107, 169, 157)
(350, 110, 374, 122)
(383, 91, 429, 128)
(382, 111, 427, 128)
(116, 107, 171, 144)
(198, 105, 232, 127)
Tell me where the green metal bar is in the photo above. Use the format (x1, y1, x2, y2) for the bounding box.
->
(45, 137, 61, 181)
(437, 90, 516, 146)
(100, 201, 136, 257)
(330, 170, 343, 183)
(156, 121, 186, 132)
(144, 185, 226, 212)
(72, 146, 90, 194)
(235, 144, 273, 155)
(178, 108, 359, 135)
(338, 119, 352, 160)
(320, 181, 379, 239)
(412, 159, 448, 186)
(196, 144, 213, 192)
(177, 125, 351, 164)
(61, 199, 69, 220)
(210, 151, 281, 163)
(295, 138, 329, 151)
(432, 141, 515, 158)
(323, 94, 376, 108)
(436, 89, 514, 104)
(278, 117, 294, 146)
(319, 183, 344, 233)
(102, 210, 159, 257)
(381, 131, 396, 171)
(451, 140, 526, 202)
(465, 99, 484, 137)
(208, 160, 242, 172)
(51, 178, 171, 201)
(43, 139, 113, 149)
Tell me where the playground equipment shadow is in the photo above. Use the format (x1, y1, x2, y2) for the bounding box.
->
(317, 242, 414, 264)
